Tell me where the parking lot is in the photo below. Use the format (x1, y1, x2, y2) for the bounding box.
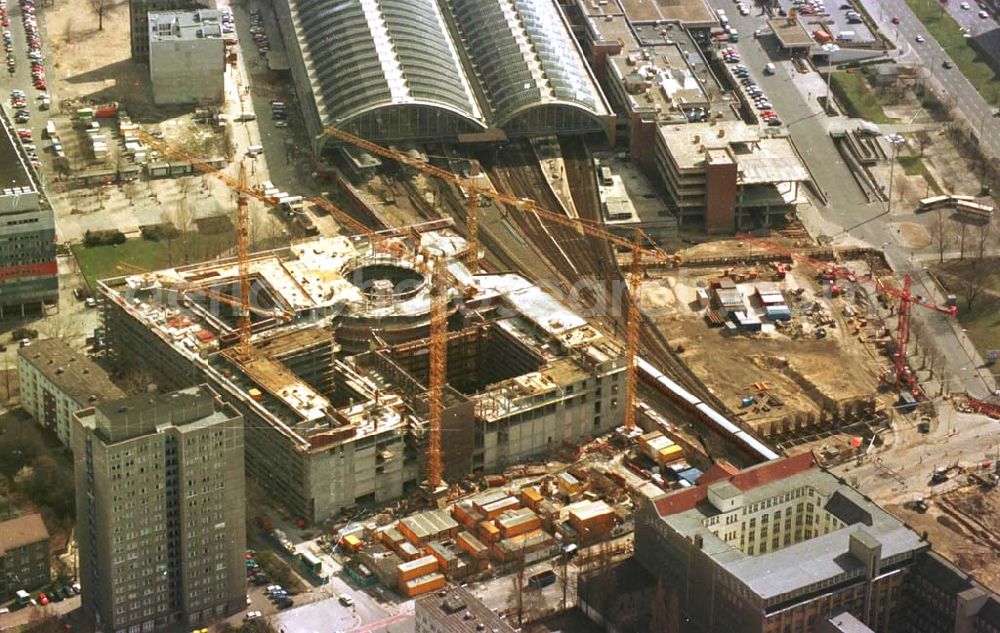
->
(776, 0, 877, 43)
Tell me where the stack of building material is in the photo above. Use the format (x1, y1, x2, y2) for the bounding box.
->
(567, 500, 616, 537)
(496, 507, 542, 539)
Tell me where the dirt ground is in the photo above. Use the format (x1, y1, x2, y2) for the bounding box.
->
(889, 484, 1000, 593)
(642, 263, 887, 434)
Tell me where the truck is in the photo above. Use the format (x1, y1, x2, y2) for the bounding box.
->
(836, 31, 856, 42)
(528, 568, 557, 589)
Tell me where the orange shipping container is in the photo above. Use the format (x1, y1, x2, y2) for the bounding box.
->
(478, 520, 500, 543)
(519, 486, 543, 510)
(403, 572, 446, 597)
(457, 531, 489, 559)
(396, 554, 438, 583)
(480, 496, 520, 519)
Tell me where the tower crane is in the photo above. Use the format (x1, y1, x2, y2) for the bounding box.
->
(738, 234, 956, 395)
(322, 126, 683, 432)
(233, 161, 252, 360)
(426, 255, 448, 490)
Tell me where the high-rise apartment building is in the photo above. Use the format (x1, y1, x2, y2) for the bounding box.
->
(72, 385, 246, 633)
(0, 107, 57, 315)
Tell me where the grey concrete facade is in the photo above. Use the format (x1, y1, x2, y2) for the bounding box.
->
(73, 385, 246, 633)
(0, 110, 57, 314)
(148, 10, 224, 104)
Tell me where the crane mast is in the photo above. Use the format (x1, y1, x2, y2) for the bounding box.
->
(426, 255, 448, 490)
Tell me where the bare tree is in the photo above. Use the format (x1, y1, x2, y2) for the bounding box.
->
(929, 209, 953, 263)
(89, 0, 108, 30)
(974, 221, 993, 263)
(964, 276, 985, 311)
(958, 221, 968, 261)
(915, 130, 932, 157)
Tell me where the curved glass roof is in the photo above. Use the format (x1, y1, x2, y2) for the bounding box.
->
(449, 0, 606, 124)
(294, 0, 484, 128)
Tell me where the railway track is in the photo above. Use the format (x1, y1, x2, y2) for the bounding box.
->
(560, 138, 738, 419)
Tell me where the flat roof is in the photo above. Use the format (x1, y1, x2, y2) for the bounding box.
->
(585, 11, 736, 123)
(768, 17, 815, 48)
(0, 111, 36, 192)
(148, 9, 224, 41)
(618, 0, 718, 26)
(652, 456, 926, 603)
(18, 338, 125, 406)
(659, 122, 809, 183)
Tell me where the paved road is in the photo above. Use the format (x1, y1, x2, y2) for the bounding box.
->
(862, 0, 1000, 157)
(831, 400, 1000, 504)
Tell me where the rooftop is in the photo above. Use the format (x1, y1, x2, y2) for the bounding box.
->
(651, 454, 927, 604)
(768, 17, 815, 49)
(18, 338, 125, 407)
(0, 109, 37, 193)
(416, 585, 516, 632)
(100, 229, 623, 451)
(658, 121, 809, 183)
(617, 0, 717, 27)
(0, 513, 49, 554)
(93, 385, 236, 443)
(148, 9, 224, 41)
(583, 9, 734, 124)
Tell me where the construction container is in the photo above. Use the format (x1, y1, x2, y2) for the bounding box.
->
(478, 520, 500, 543)
(567, 500, 615, 536)
(496, 508, 541, 539)
(456, 531, 489, 559)
(472, 490, 510, 514)
(451, 501, 482, 531)
(658, 444, 684, 466)
(339, 534, 362, 553)
(379, 527, 405, 548)
(677, 468, 703, 485)
(396, 554, 438, 583)
(397, 541, 421, 561)
(556, 472, 582, 497)
(640, 431, 673, 461)
(480, 496, 520, 520)
(399, 510, 459, 545)
(519, 486, 543, 510)
(426, 541, 460, 575)
(402, 572, 445, 597)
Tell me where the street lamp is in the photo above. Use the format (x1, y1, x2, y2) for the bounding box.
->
(823, 44, 841, 115)
(885, 134, 905, 219)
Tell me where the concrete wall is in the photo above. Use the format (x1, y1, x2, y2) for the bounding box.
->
(149, 37, 223, 104)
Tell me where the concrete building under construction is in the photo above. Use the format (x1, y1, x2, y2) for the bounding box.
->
(98, 228, 625, 521)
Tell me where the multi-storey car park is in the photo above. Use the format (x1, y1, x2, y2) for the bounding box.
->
(0, 109, 57, 316)
(98, 228, 627, 521)
(271, 0, 613, 150)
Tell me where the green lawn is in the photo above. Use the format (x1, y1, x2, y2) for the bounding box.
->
(829, 72, 891, 123)
(897, 155, 944, 194)
(904, 0, 1000, 104)
(933, 259, 1000, 354)
(72, 234, 234, 289)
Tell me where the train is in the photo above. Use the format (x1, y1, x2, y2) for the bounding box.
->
(636, 356, 780, 463)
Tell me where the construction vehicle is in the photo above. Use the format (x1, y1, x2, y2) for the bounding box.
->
(738, 234, 956, 397)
